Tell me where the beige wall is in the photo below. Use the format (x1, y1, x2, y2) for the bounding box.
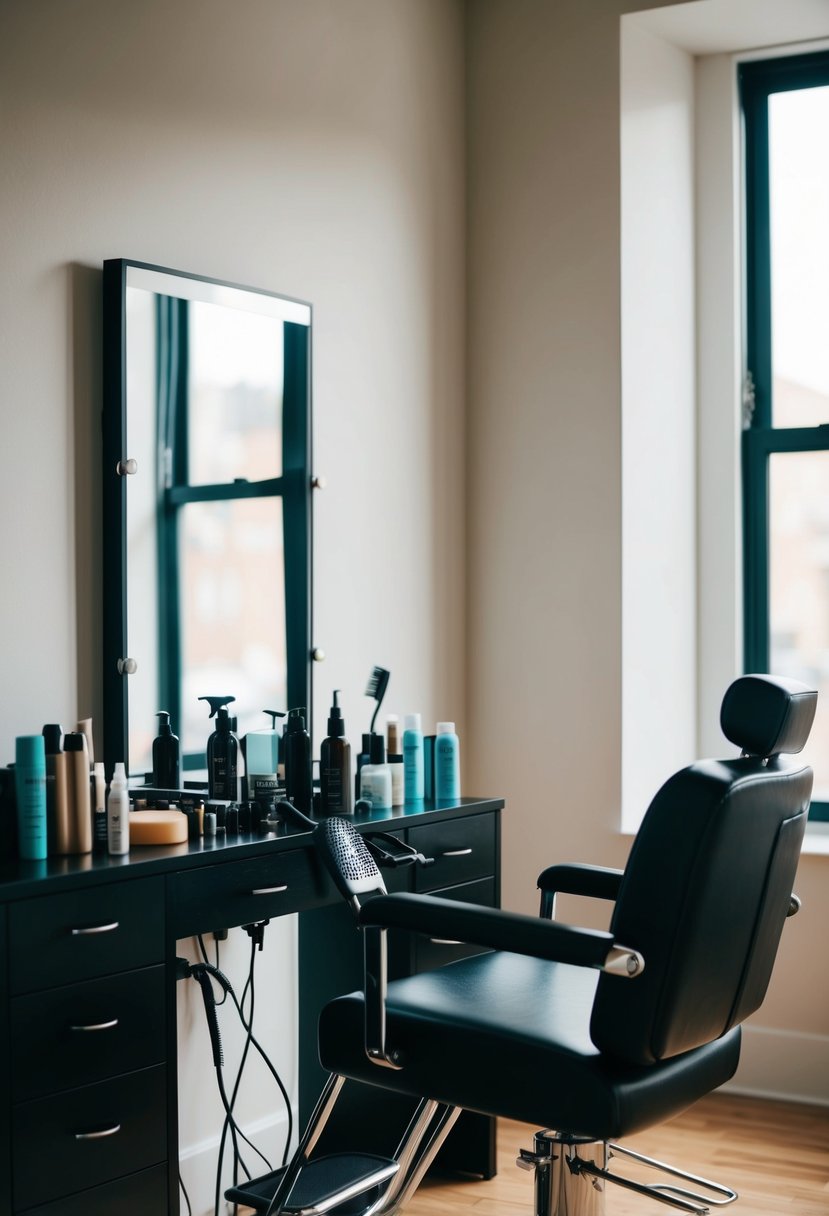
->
(0, 0, 466, 1205)
(466, 0, 828, 1102)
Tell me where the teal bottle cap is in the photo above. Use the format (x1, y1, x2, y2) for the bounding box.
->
(16, 735, 45, 769)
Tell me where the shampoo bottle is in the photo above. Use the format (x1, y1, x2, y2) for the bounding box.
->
(14, 736, 47, 860)
(386, 715, 404, 807)
(359, 733, 392, 811)
(320, 690, 353, 815)
(93, 761, 108, 853)
(403, 713, 424, 802)
(355, 733, 372, 801)
(434, 722, 460, 802)
(107, 762, 130, 855)
(64, 732, 93, 854)
(199, 696, 238, 801)
(246, 710, 285, 806)
(285, 707, 312, 815)
(153, 711, 181, 789)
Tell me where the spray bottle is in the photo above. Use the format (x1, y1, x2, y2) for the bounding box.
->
(199, 696, 239, 801)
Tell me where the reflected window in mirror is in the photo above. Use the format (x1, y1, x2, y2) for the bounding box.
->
(104, 262, 312, 778)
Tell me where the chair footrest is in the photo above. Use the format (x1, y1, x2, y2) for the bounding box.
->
(225, 1152, 399, 1215)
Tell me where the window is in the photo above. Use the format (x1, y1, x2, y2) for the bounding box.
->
(741, 50, 829, 818)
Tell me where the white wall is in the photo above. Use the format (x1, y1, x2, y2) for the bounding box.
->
(620, 18, 697, 830)
(0, 2, 466, 1209)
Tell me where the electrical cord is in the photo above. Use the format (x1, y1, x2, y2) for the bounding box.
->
(179, 1171, 192, 1216)
(183, 946, 293, 1212)
(198, 932, 228, 1004)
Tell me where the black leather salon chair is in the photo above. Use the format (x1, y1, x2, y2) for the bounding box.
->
(246, 674, 816, 1216)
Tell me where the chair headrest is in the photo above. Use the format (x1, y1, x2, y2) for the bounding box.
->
(720, 674, 817, 758)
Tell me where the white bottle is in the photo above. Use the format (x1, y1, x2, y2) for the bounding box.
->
(359, 733, 392, 811)
(107, 762, 130, 855)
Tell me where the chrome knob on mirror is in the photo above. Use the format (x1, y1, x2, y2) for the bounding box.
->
(116, 458, 138, 476)
(117, 657, 138, 675)
(312, 648, 326, 662)
(311, 474, 327, 490)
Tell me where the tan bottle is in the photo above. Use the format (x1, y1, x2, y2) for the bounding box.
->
(63, 732, 93, 854)
(42, 724, 71, 855)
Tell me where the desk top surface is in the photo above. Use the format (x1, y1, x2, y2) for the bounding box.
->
(0, 796, 504, 902)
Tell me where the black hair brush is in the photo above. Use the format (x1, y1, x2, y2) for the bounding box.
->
(366, 666, 390, 733)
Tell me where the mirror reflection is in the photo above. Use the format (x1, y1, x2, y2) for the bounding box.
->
(103, 262, 312, 778)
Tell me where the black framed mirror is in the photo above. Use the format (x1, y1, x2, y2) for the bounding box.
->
(102, 260, 312, 778)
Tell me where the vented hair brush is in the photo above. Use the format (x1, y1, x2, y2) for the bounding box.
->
(365, 666, 390, 733)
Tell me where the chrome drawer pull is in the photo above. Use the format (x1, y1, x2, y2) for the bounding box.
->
(75, 1124, 121, 1141)
(70, 1019, 119, 1033)
(251, 885, 288, 896)
(429, 937, 463, 946)
(441, 848, 472, 857)
(71, 922, 120, 936)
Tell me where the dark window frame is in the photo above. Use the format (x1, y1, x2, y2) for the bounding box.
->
(740, 49, 829, 820)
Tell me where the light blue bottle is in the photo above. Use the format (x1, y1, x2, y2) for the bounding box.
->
(15, 735, 47, 860)
(403, 713, 424, 803)
(434, 721, 460, 803)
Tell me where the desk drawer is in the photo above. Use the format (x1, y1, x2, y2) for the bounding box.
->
(12, 1064, 167, 1210)
(9, 877, 165, 995)
(21, 1163, 168, 1216)
(171, 847, 324, 938)
(11, 965, 166, 1102)
(410, 814, 496, 892)
(413, 877, 496, 972)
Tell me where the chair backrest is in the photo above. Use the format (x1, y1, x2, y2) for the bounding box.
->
(590, 675, 816, 1067)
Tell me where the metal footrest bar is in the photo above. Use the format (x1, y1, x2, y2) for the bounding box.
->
(571, 1140, 738, 1215)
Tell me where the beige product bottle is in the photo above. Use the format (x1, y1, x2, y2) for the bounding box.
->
(63, 732, 93, 853)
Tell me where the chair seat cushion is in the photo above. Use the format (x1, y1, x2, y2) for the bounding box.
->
(318, 951, 741, 1140)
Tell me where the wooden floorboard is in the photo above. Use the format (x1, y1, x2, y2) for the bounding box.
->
(407, 1094, 829, 1216)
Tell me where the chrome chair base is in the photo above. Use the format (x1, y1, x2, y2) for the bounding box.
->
(518, 1130, 738, 1216)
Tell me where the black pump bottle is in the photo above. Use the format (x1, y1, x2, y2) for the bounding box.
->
(153, 711, 181, 789)
(320, 691, 353, 816)
(285, 707, 312, 815)
(199, 696, 238, 800)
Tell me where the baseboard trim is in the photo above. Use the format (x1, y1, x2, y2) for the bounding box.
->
(179, 1108, 293, 1216)
(724, 1024, 829, 1107)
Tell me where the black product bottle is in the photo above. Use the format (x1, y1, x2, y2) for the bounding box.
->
(199, 696, 238, 800)
(153, 711, 181, 789)
(285, 707, 312, 815)
(355, 733, 372, 801)
(320, 691, 353, 816)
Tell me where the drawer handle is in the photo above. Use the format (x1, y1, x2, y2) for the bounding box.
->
(70, 1018, 120, 1033)
(441, 848, 472, 857)
(429, 937, 463, 946)
(251, 885, 288, 896)
(75, 1124, 121, 1141)
(71, 922, 120, 936)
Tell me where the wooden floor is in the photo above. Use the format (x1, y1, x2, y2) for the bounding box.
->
(407, 1095, 829, 1216)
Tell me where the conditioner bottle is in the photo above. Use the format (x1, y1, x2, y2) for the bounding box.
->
(15, 736, 47, 861)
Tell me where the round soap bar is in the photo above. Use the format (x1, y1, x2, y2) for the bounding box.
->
(128, 809, 189, 845)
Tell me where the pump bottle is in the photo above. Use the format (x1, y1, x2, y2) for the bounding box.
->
(153, 711, 181, 789)
(107, 762, 130, 855)
(199, 696, 239, 801)
(285, 707, 312, 815)
(320, 691, 353, 815)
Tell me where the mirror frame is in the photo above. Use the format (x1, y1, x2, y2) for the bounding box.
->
(102, 258, 313, 777)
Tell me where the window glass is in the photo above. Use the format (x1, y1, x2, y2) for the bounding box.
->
(769, 451, 829, 798)
(769, 86, 829, 427)
(179, 497, 287, 758)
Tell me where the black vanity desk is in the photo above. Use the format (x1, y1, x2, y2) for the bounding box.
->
(0, 796, 502, 1216)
